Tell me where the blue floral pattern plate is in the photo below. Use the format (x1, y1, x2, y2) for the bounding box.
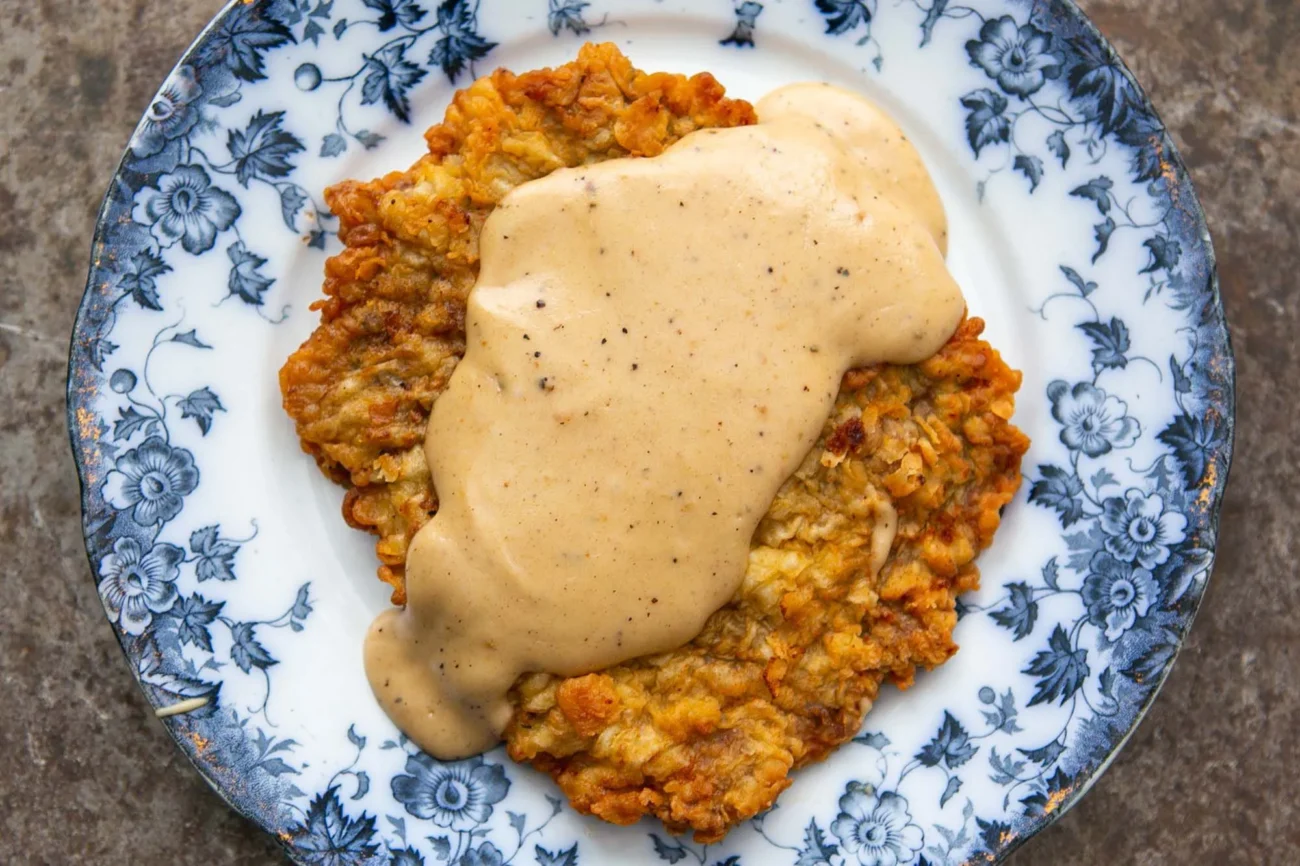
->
(68, 0, 1233, 863)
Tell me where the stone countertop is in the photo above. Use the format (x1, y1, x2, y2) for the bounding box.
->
(0, 0, 1294, 862)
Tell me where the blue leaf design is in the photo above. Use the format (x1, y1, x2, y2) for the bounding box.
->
(1090, 468, 1118, 489)
(289, 786, 379, 860)
(916, 711, 977, 768)
(428, 0, 497, 82)
(794, 819, 835, 866)
(258, 757, 299, 776)
(1046, 129, 1070, 167)
(230, 622, 277, 672)
(1169, 355, 1192, 394)
(1140, 234, 1182, 274)
(321, 133, 348, 159)
(852, 730, 890, 749)
(1076, 317, 1130, 372)
(720, 1, 763, 47)
(172, 593, 224, 652)
(347, 723, 366, 750)
(280, 184, 310, 231)
(989, 582, 1037, 640)
(1019, 739, 1066, 767)
(351, 770, 371, 799)
(355, 129, 386, 149)
(363, 43, 428, 121)
(333, 17, 349, 38)
(89, 336, 119, 371)
(1091, 216, 1116, 263)
(1028, 464, 1085, 526)
(113, 406, 160, 441)
(177, 386, 225, 435)
(1013, 154, 1043, 192)
(390, 846, 424, 866)
(815, 0, 871, 36)
(1158, 411, 1223, 487)
(650, 834, 689, 864)
(117, 250, 171, 310)
(977, 818, 1012, 850)
(227, 241, 274, 305)
(548, 0, 592, 36)
(1122, 640, 1176, 684)
(1069, 176, 1113, 213)
(363, 0, 427, 31)
(191, 525, 239, 582)
(959, 89, 1009, 157)
(1059, 265, 1097, 296)
(986, 747, 1025, 785)
(979, 687, 1021, 734)
(939, 775, 962, 807)
(1021, 768, 1073, 817)
(1117, 111, 1167, 181)
(1023, 625, 1089, 706)
(228, 111, 305, 186)
(171, 329, 212, 349)
(1099, 667, 1118, 701)
(199, 4, 295, 83)
(1066, 36, 1139, 135)
(1042, 556, 1060, 590)
(429, 836, 452, 860)
(292, 583, 314, 622)
(535, 844, 579, 866)
(303, 18, 326, 44)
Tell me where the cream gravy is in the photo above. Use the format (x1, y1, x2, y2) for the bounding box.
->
(364, 82, 965, 758)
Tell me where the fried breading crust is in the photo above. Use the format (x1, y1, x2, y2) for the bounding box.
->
(280, 43, 1029, 841)
(505, 318, 1028, 839)
(279, 44, 757, 603)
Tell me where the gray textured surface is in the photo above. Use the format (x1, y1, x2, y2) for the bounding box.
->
(0, 0, 1295, 862)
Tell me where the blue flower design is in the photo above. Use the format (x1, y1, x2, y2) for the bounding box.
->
(829, 784, 923, 866)
(966, 16, 1063, 97)
(1083, 552, 1158, 640)
(131, 164, 241, 255)
(459, 842, 504, 866)
(1047, 380, 1140, 458)
(391, 754, 509, 829)
(131, 65, 203, 157)
(98, 537, 183, 635)
(1099, 489, 1187, 569)
(102, 435, 199, 526)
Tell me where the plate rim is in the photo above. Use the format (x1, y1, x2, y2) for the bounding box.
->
(65, 0, 1237, 861)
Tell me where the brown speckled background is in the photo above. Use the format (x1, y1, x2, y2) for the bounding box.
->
(0, 0, 1295, 862)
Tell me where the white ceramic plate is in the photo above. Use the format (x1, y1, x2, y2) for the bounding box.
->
(69, 0, 1233, 862)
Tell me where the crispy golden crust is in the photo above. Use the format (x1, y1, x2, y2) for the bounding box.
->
(279, 44, 757, 603)
(504, 318, 1028, 839)
(281, 43, 1028, 840)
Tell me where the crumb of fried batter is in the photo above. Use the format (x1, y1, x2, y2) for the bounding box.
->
(279, 43, 756, 604)
(280, 43, 1029, 841)
(505, 318, 1028, 840)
